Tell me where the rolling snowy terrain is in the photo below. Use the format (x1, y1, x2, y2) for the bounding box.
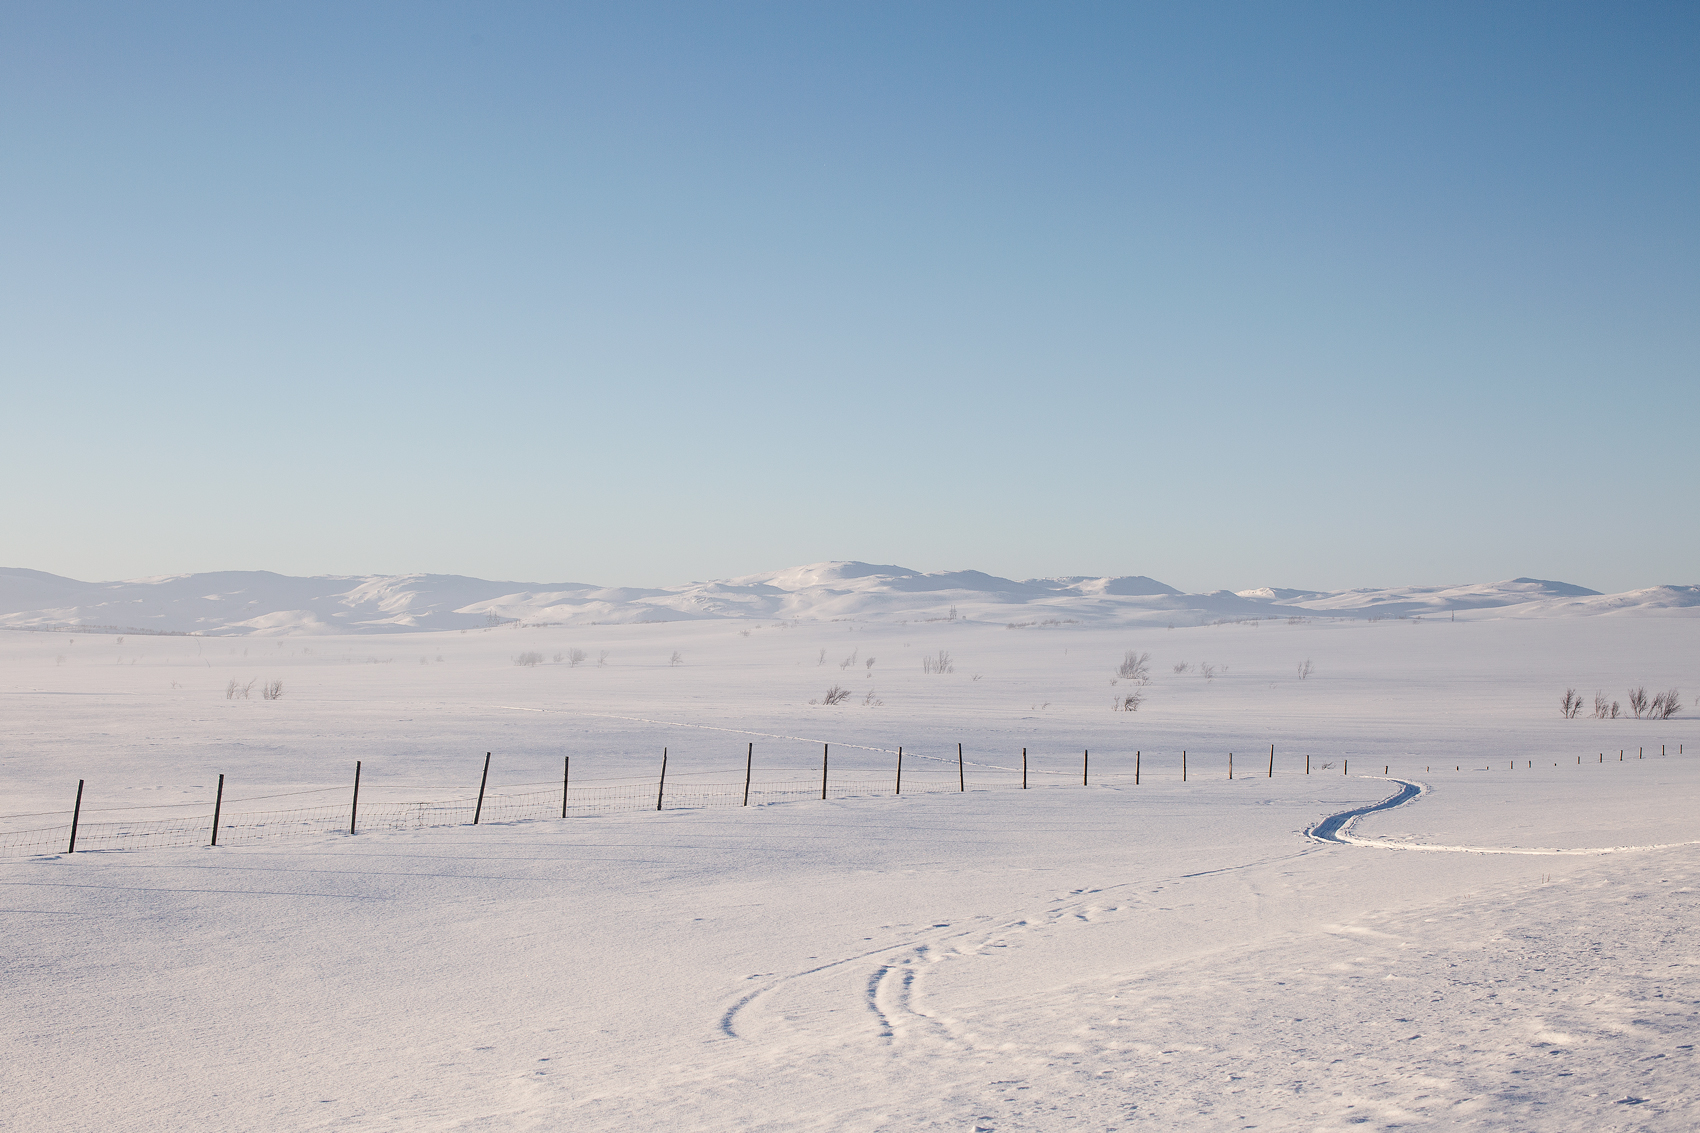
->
(2, 587, 1696, 1131)
(2, 562, 1697, 636)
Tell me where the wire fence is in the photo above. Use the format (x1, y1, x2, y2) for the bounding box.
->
(0, 749, 1088, 858)
(7, 741, 1680, 858)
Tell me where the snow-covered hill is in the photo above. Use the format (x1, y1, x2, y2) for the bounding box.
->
(1, 563, 1695, 636)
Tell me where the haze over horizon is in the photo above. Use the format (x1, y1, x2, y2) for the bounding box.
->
(1, 556, 1680, 597)
(4, 2, 1696, 592)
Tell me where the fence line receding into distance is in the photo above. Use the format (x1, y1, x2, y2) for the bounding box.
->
(0, 740, 1684, 858)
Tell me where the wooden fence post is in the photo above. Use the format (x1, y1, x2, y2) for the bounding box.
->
(896, 747, 903, 795)
(1343, 759, 1348, 775)
(958, 744, 964, 792)
(1135, 750, 1140, 785)
(473, 752, 491, 824)
(1083, 749, 1089, 787)
(349, 760, 361, 835)
(1229, 752, 1233, 780)
(1021, 747, 1027, 789)
(1182, 750, 1187, 782)
(67, 780, 84, 854)
(743, 743, 752, 806)
(562, 755, 570, 817)
(657, 748, 667, 811)
(210, 773, 225, 846)
(1268, 745, 1274, 778)
(821, 744, 828, 800)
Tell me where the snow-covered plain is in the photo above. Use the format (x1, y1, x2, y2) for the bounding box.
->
(3, 588, 1697, 1131)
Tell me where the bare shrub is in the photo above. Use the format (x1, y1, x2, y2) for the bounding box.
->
(1592, 691, 1609, 718)
(922, 650, 954, 674)
(739, 629, 751, 637)
(1611, 700, 1621, 718)
(567, 649, 587, 667)
(514, 652, 544, 667)
(1199, 663, 1215, 680)
(1560, 688, 1582, 718)
(821, 684, 851, 705)
(225, 679, 239, 700)
(262, 679, 283, 700)
(817, 649, 827, 666)
(1114, 691, 1143, 712)
(865, 657, 876, 670)
(862, 688, 882, 706)
(1296, 659, 1314, 680)
(670, 651, 683, 667)
(598, 651, 610, 668)
(1173, 662, 1190, 674)
(1650, 689, 1682, 720)
(1117, 651, 1152, 683)
(1628, 687, 1649, 718)
(840, 650, 858, 670)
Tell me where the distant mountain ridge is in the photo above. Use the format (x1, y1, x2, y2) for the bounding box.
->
(0, 563, 1695, 636)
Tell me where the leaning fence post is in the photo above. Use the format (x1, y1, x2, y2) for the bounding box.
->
(67, 780, 84, 854)
(958, 744, 965, 792)
(1268, 745, 1274, 778)
(210, 773, 225, 846)
(349, 760, 361, 835)
(821, 744, 828, 800)
(657, 748, 667, 811)
(743, 743, 752, 806)
(473, 752, 491, 824)
(895, 746, 903, 795)
(562, 755, 570, 817)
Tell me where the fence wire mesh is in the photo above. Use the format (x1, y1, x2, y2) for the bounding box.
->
(3, 757, 1117, 858)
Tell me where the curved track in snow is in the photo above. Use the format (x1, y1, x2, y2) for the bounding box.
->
(1310, 776, 1700, 855)
(1306, 778, 1424, 843)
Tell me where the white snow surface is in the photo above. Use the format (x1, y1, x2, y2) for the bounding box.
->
(3, 612, 1697, 1131)
(2, 562, 1697, 636)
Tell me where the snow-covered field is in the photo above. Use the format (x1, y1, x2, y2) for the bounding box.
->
(3, 605, 1696, 1131)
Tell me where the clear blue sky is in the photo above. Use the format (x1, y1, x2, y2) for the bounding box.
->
(4, 2, 1695, 592)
